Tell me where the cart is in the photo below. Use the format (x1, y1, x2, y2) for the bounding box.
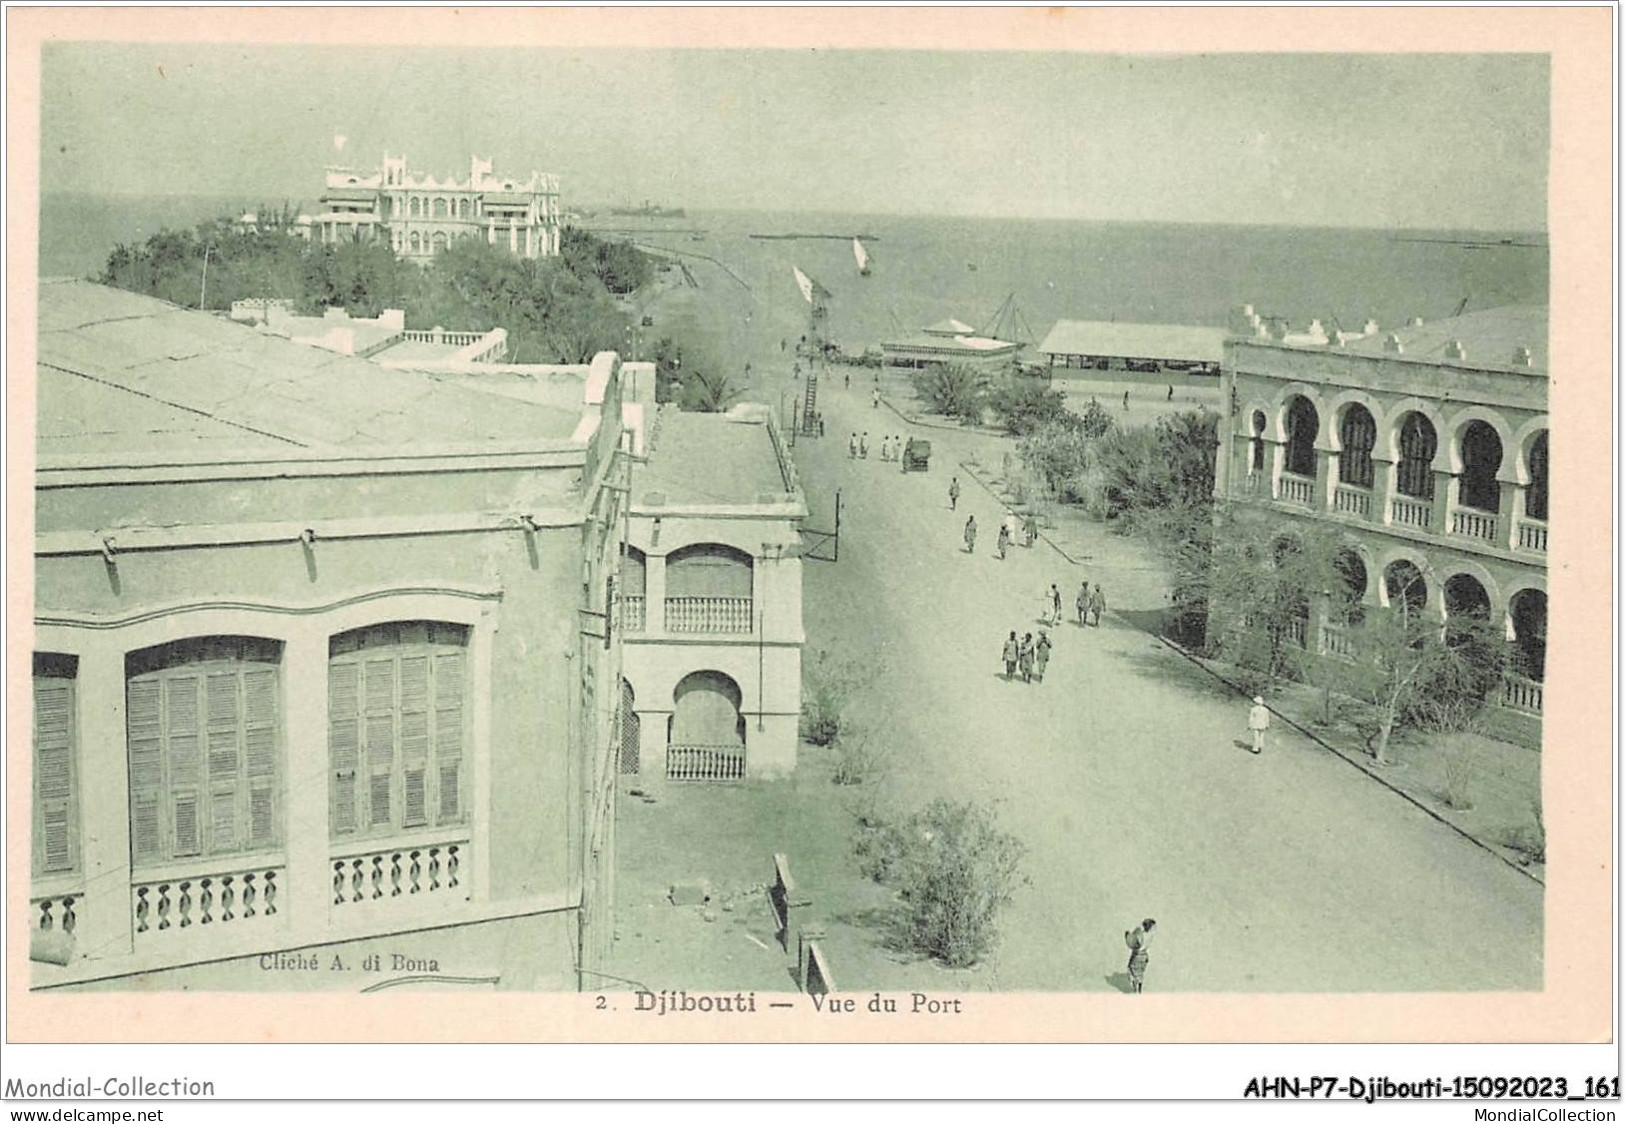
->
(902, 437, 932, 472)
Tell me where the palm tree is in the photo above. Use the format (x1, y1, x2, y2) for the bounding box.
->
(685, 368, 742, 413)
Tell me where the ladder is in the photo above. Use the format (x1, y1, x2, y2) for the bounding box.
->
(801, 368, 820, 434)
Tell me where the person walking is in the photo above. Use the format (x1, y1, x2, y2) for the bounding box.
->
(1090, 584, 1107, 627)
(860, 432, 869, 458)
(872, 387, 881, 409)
(1018, 632, 1035, 683)
(1076, 581, 1090, 626)
(1034, 630, 1052, 682)
(1024, 514, 1039, 548)
(878, 435, 890, 462)
(848, 432, 858, 459)
(845, 372, 851, 389)
(1124, 918, 1156, 994)
(963, 515, 977, 554)
(948, 476, 961, 510)
(996, 522, 1010, 560)
(1048, 583, 1063, 626)
(1167, 384, 1174, 402)
(1123, 389, 1130, 412)
(817, 415, 826, 438)
(1247, 696, 1271, 755)
(1001, 630, 1020, 680)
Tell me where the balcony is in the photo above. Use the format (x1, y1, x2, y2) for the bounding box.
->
(1319, 620, 1356, 661)
(665, 596, 754, 634)
(330, 833, 470, 926)
(1516, 518, 1548, 553)
(132, 857, 286, 943)
(667, 743, 747, 782)
(1389, 495, 1433, 530)
(621, 595, 647, 633)
(1332, 484, 1372, 519)
(1277, 473, 1316, 507)
(1501, 674, 1544, 715)
(1450, 508, 1499, 543)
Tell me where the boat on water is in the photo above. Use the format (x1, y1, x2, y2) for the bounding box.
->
(609, 202, 687, 218)
(853, 237, 872, 277)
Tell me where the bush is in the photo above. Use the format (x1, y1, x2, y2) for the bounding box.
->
(830, 720, 891, 787)
(986, 378, 1074, 436)
(1439, 736, 1480, 811)
(886, 799, 1028, 968)
(909, 363, 987, 425)
(800, 649, 866, 747)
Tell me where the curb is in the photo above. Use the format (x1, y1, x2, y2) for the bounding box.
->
(957, 459, 1081, 566)
(1150, 632, 1544, 887)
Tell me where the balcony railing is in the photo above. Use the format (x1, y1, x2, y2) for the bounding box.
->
(32, 886, 82, 936)
(667, 743, 747, 782)
(1332, 484, 1372, 519)
(1389, 495, 1432, 530)
(1501, 674, 1544, 715)
(1451, 508, 1499, 543)
(1240, 472, 1263, 496)
(1277, 473, 1316, 506)
(1319, 620, 1356, 661)
(622, 595, 647, 633)
(1285, 616, 1308, 650)
(330, 835, 468, 917)
(132, 859, 285, 940)
(665, 596, 754, 634)
(1517, 518, 1549, 553)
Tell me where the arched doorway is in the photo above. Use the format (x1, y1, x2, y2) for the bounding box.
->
(1507, 589, 1547, 682)
(1458, 421, 1503, 512)
(1284, 396, 1318, 477)
(1338, 405, 1377, 489)
(668, 670, 746, 781)
(1383, 559, 1429, 619)
(1525, 431, 1549, 521)
(1442, 573, 1500, 699)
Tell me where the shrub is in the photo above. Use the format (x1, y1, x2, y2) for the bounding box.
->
(1439, 736, 1480, 812)
(800, 649, 866, 747)
(830, 720, 891, 787)
(986, 378, 1075, 436)
(909, 363, 987, 425)
(891, 800, 1028, 968)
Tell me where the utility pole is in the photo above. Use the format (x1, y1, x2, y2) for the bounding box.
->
(199, 243, 212, 310)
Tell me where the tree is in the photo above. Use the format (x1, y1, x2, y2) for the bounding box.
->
(1342, 578, 1507, 766)
(908, 363, 988, 426)
(986, 377, 1075, 436)
(683, 366, 742, 413)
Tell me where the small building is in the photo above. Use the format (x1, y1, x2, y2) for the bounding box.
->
(881, 318, 1021, 373)
(616, 407, 808, 784)
(1215, 303, 1548, 743)
(30, 279, 627, 990)
(1038, 320, 1228, 375)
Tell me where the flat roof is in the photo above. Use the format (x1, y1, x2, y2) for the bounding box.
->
(1038, 320, 1227, 363)
(882, 334, 1020, 354)
(36, 279, 585, 460)
(1335, 306, 1547, 373)
(637, 411, 791, 507)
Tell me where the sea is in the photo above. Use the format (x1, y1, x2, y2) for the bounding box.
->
(39, 192, 1548, 371)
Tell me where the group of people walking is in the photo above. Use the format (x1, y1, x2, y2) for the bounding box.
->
(1074, 580, 1106, 627)
(849, 432, 912, 464)
(1000, 629, 1053, 683)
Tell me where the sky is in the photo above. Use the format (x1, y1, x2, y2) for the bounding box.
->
(40, 45, 1549, 230)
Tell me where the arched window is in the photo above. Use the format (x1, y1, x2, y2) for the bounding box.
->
(1442, 574, 1500, 693)
(1384, 560, 1428, 617)
(409, 197, 421, 218)
(665, 544, 754, 633)
(671, 670, 745, 747)
(1508, 589, 1547, 681)
(1249, 410, 1266, 473)
(1525, 431, 1549, 521)
(33, 653, 79, 877)
(1459, 421, 1503, 512)
(1396, 413, 1437, 499)
(1333, 548, 1368, 625)
(621, 545, 647, 597)
(410, 232, 421, 252)
(1284, 396, 1318, 477)
(327, 622, 468, 839)
(434, 197, 448, 218)
(126, 637, 283, 866)
(1338, 404, 1377, 488)
(431, 231, 447, 254)
(457, 198, 470, 219)
(618, 680, 640, 774)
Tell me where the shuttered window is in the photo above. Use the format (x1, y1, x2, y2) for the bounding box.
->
(328, 622, 469, 840)
(33, 654, 80, 878)
(125, 638, 283, 868)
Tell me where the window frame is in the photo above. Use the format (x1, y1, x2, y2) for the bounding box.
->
(33, 654, 81, 880)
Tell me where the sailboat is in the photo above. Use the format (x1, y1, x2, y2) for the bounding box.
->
(853, 237, 872, 277)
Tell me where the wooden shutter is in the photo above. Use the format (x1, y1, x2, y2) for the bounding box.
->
(127, 677, 166, 864)
(434, 650, 466, 824)
(399, 656, 430, 828)
(206, 672, 240, 852)
(243, 668, 278, 848)
(328, 661, 360, 834)
(364, 659, 396, 828)
(33, 673, 77, 875)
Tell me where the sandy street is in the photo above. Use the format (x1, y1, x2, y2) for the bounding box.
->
(790, 370, 1542, 992)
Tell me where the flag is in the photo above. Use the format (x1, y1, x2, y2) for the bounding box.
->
(793, 266, 815, 304)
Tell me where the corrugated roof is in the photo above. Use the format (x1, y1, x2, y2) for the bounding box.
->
(1038, 320, 1227, 363)
(1337, 306, 1547, 373)
(36, 279, 586, 460)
